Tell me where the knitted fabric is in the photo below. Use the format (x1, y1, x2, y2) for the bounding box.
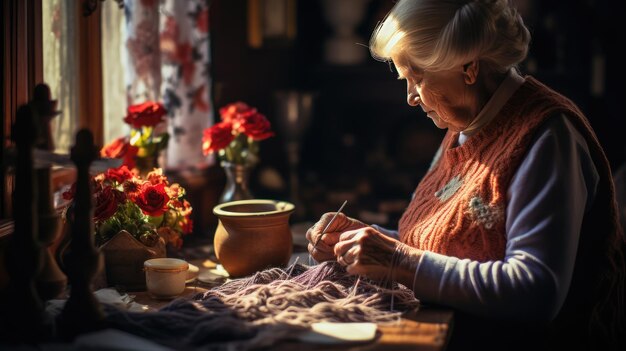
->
(398, 76, 618, 262)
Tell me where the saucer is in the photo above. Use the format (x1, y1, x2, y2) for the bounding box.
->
(186, 263, 200, 283)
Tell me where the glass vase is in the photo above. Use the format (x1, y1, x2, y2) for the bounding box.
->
(220, 161, 254, 203)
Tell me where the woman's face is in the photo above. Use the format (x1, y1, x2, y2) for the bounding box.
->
(393, 54, 476, 132)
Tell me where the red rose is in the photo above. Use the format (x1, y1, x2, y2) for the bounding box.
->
(219, 102, 255, 123)
(94, 186, 126, 222)
(104, 165, 134, 184)
(101, 137, 139, 169)
(235, 111, 274, 141)
(124, 101, 167, 129)
(134, 183, 170, 216)
(101, 137, 129, 158)
(202, 122, 234, 155)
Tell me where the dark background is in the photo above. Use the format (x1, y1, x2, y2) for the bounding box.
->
(209, 0, 626, 227)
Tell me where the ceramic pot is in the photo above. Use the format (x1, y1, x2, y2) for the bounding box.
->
(213, 199, 295, 277)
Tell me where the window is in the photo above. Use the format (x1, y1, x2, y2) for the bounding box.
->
(101, 1, 126, 144)
(42, 0, 213, 168)
(38, 1, 106, 216)
(42, 0, 79, 153)
(2, 0, 217, 234)
(2, 0, 106, 219)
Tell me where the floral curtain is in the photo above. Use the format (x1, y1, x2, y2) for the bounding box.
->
(123, 0, 213, 170)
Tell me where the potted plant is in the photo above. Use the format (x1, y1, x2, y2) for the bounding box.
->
(61, 166, 192, 290)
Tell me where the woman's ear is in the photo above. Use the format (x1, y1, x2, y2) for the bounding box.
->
(462, 61, 479, 85)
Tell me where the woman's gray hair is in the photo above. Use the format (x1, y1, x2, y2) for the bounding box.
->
(370, 0, 531, 73)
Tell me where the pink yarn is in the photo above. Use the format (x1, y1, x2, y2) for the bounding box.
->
(105, 261, 419, 349)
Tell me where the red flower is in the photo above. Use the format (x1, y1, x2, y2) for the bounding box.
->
(146, 168, 168, 186)
(181, 216, 193, 234)
(134, 183, 170, 217)
(202, 102, 274, 164)
(171, 199, 192, 217)
(104, 165, 134, 184)
(100, 137, 139, 169)
(236, 111, 274, 141)
(94, 186, 126, 222)
(101, 137, 128, 158)
(219, 102, 255, 123)
(124, 102, 167, 129)
(122, 145, 139, 169)
(166, 183, 184, 199)
(123, 179, 145, 200)
(202, 122, 234, 155)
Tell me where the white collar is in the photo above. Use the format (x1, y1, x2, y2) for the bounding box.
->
(458, 69, 525, 145)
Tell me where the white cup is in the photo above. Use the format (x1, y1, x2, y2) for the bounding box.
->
(144, 258, 189, 299)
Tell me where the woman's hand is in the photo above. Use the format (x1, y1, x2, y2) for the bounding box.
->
(306, 213, 367, 262)
(333, 227, 422, 286)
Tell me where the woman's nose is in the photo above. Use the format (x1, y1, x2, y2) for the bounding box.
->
(407, 90, 420, 106)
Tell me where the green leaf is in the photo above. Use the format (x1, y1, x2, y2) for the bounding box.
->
(97, 216, 121, 239)
(157, 132, 170, 151)
(147, 214, 164, 227)
(130, 129, 141, 146)
(248, 139, 259, 155)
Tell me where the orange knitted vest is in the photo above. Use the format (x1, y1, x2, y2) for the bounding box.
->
(399, 77, 607, 262)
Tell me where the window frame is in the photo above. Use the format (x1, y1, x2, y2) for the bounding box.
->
(1, 0, 42, 221)
(1, 0, 104, 222)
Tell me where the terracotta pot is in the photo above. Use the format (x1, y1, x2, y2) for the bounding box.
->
(213, 199, 295, 277)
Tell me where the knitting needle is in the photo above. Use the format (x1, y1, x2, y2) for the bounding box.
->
(313, 200, 348, 250)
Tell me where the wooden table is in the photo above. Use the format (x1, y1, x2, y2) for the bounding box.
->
(131, 255, 454, 351)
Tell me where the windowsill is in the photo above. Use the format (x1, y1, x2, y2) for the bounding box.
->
(51, 167, 77, 193)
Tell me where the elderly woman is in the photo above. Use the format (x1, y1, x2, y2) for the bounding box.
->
(306, 0, 625, 349)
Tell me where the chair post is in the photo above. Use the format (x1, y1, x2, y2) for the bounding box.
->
(0, 104, 47, 341)
(32, 83, 67, 300)
(58, 128, 105, 339)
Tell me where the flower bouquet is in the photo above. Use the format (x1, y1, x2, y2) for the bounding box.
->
(202, 102, 274, 202)
(202, 102, 274, 165)
(63, 166, 193, 249)
(62, 166, 192, 289)
(101, 101, 169, 175)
